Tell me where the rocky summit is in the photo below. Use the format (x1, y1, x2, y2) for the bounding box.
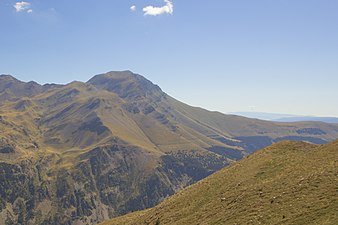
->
(0, 71, 338, 224)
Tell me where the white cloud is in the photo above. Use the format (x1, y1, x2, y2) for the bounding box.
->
(130, 5, 136, 12)
(14, 1, 31, 13)
(143, 0, 173, 16)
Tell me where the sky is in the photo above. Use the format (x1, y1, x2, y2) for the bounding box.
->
(1, 0, 338, 117)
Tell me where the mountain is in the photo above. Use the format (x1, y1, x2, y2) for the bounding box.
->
(103, 140, 338, 225)
(230, 112, 296, 121)
(232, 112, 338, 124)
(0, 75, 45, 100)
(0, 71, 338, 224)
(275, 116, 338, 123)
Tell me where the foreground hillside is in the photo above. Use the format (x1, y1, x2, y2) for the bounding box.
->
(0, 71, 338, 224)
(104, 140, 338, 225)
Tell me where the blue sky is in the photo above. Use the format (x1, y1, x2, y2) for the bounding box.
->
(1, 0, 338, 116)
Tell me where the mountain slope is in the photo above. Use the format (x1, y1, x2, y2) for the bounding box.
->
(0, 71, 338, 224)
(104, 140, 338, 225)
(275, 116, 338, 123)
(232, 112, 338, 123)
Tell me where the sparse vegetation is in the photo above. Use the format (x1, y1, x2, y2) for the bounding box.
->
(0, 72, 338, 224)
(103, 140, 338, 225)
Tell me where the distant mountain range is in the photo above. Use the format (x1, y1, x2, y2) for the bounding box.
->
(1, 71, 338, 224)
(104, 139, 338, 225)
(231, 112, 338, 123)
(275, 116, 338, 123)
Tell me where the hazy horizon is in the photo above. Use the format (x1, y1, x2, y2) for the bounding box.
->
(2, 71, 338, 118)
(1, 0, 338, 117)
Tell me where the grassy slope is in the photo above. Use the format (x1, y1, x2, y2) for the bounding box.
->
(1, 72, 338, 223)
(167, 96, 338, 140)
(103, 140, 338, 225)
(2, 72, 338, 166)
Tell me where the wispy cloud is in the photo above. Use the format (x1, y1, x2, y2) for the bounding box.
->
(14, 1, 32, 13)
(143, 0, 173, 16)
(130, 5, 136, 12)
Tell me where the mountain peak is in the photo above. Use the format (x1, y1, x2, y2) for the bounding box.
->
(87, 71, 163, 100)
(0, 74, 20, 82)
(0, 74, 43, 100)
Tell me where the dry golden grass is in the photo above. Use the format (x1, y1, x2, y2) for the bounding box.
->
(103, 140, 338, 225)
(1, 74, 338, 167)
(1, 73, 338, 224)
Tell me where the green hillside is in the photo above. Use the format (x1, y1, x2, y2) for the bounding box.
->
(104, 140, 338, 225)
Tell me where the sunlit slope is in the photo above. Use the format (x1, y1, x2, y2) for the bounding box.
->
(166, 96, 338, 140)
(2, 71, 336, 163)
(87, 71, 234, 154)
(0, 73, 230, 224)
(1, 71, 338, 224)
(87, 71, 338, 154)
(104, 140, 338, 225)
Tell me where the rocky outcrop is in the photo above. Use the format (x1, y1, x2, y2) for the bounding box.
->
(0, 71, 337, 225)
(0, 143, 227, 225)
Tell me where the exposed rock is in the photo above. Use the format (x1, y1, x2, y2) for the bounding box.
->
(0, 146, 15, 154)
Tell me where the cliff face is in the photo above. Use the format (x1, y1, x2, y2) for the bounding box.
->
(0, 72, 337, 224)
(0, 144, 226, 225)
